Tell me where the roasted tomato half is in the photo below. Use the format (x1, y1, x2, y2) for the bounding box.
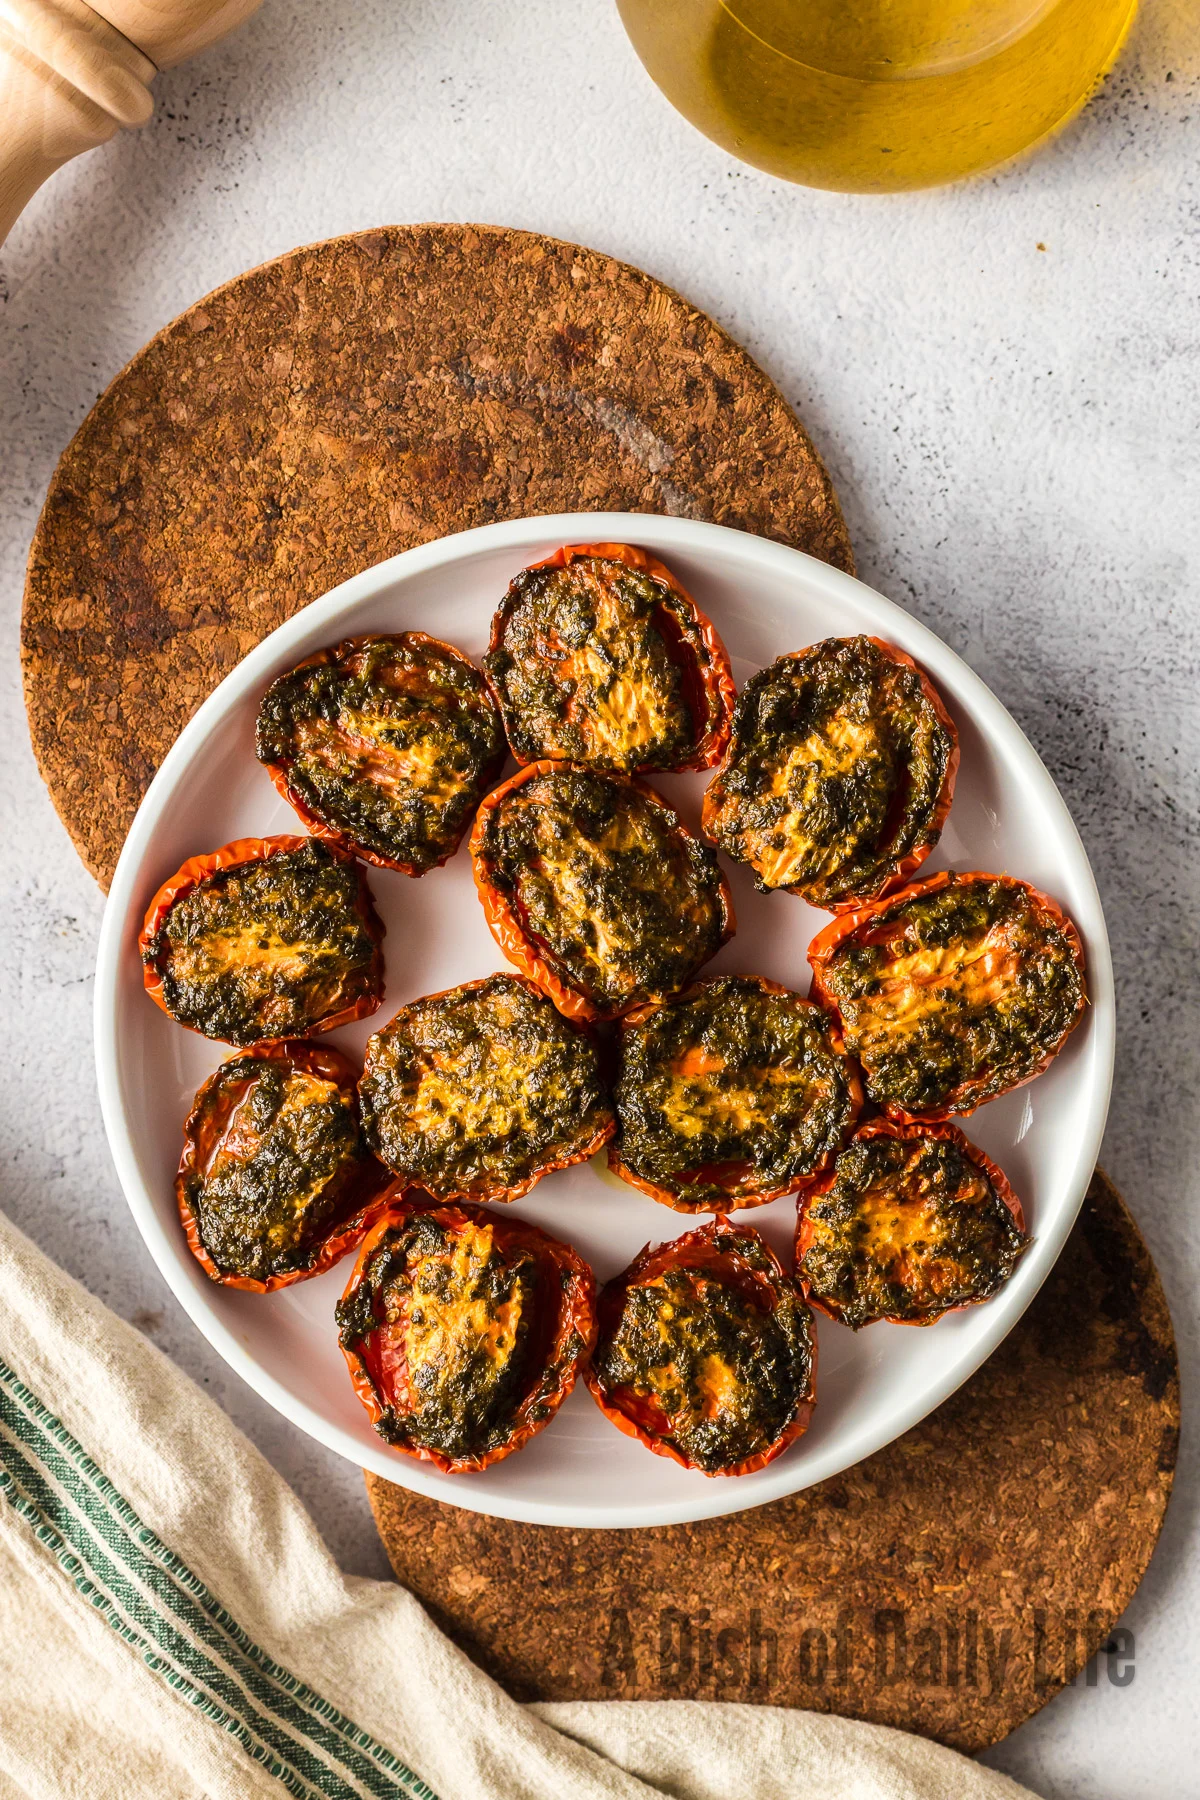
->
(140, 836, 385, 1046)
(587, 1220, 815, 1476)
(471, 761, 734, 1021)
(358, 972, 614, 1203)
(255, 633, 505, 875)
(702, 637, 959, 910)
(483, 543, 735, 773)
(609, 976, 862, 1212)
(796, 1119, 1027, 1328)
(336, 1197, 596, 1473)
(177, 1040, 389, 1291)
(809, 869, 1086, 1119)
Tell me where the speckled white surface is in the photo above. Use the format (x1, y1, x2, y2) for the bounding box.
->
(0, 1, 1196, 1791)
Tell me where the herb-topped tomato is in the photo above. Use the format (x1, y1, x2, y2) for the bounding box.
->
(587, 1220, 815, 1476)
(809, 869, 1086, 1118)
(610, 976, 862, 1212)
(255, 633, 505, 875)
(177, 1040, 388, 1291)
(140, 836, 385, 1045)
(702, 637, 958, 910)
(796, 1119, 1027, 1328)
(358, 973, 614, 1203)
(336, 1198, 596, 1473)
(470, 761, 734, 1021)
(484, 543, 735, 773)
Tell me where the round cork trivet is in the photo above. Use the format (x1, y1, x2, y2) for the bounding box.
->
(367, 1169, 1178, 1754)
(20, 222, 852, 890)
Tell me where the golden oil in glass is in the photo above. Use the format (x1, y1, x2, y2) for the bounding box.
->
(616, 0, 1139, 192)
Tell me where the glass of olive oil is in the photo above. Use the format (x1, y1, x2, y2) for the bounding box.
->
(615, 0, 1139, 191)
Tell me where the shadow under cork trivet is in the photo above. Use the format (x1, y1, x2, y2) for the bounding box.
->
(20, 221, 851, 891)
(367, 1169, 1178, 1754)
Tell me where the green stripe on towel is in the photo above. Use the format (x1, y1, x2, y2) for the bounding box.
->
(0, 1360, 438, 1800)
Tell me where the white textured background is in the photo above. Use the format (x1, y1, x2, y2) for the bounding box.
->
(1, 2, 1197, 1793)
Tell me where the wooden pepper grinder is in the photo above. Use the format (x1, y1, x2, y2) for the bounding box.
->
(0, 0, 261, 245)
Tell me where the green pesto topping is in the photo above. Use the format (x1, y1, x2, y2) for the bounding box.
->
(359, 973, 611, 1196)
(336, 1210, 551, 1462)
(184, 1055, 365, 1282)
(484, 557, 701, 771)
(144, 839, 381, 1046)
(595, 1230, 813, 1473)
(478, 766, 728, 1013)
(255, 635, 503, 871)
(820, 876, 1084, 1114)
(799, 1131, 1026, 1328)
(614, 977, 857, 1205)
(705, 637, 953, 906)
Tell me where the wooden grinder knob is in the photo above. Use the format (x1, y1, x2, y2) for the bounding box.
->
(0, 0, 261, 245)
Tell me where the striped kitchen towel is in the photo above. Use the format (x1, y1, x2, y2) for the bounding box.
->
(0, 1208, 1039, 1800)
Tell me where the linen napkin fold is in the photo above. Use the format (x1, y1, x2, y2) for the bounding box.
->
(0, 1208, 1040, 1800)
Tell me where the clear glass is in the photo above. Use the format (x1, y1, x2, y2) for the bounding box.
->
(616, 0, 1139, 192)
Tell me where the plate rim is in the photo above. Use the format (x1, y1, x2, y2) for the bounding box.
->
(94, 511, 1115, 1529)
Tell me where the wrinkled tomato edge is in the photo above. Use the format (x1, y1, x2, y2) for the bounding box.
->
(363, 970, 615, 1203)
(584, 1218, 817, 1477)
(176, 1038, 392, 1292)
(469, 760, 736, 1023)
(338, 1192, 598, 1474)
(139, 834, 386, 1038)
(604, 1158, 812, 1216)
(607, 976, 863, 1213)
(491, 543, 737, 772)
(257, 632, 506, 876)
(807, 867, 1087, 1120)
(795, 1116, 1028, 1328)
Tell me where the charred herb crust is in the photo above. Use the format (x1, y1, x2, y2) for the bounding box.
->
(818, 876, 1084, 1114)
(594, 1228, 813, 1473)
(255, 635, 504, 871)
(359, 974, 611, 1196)
(476, 765, 729, 1013)
(143, 840, 382, 1045)
(800, 1131, 1026, 1327)
(704, 637, 953, 906)
(484, 556, 705, 770)
(336, 1210, 581, 1463)
(614, 978, 857, 1206)
(182, 1052, 367, 1282)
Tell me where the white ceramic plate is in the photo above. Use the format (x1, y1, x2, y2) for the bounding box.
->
(95, 513, 1113, 1528)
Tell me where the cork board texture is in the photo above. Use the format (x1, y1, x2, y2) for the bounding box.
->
(368, 1171, 1179, 1754)
(20, 221, 852, 888)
